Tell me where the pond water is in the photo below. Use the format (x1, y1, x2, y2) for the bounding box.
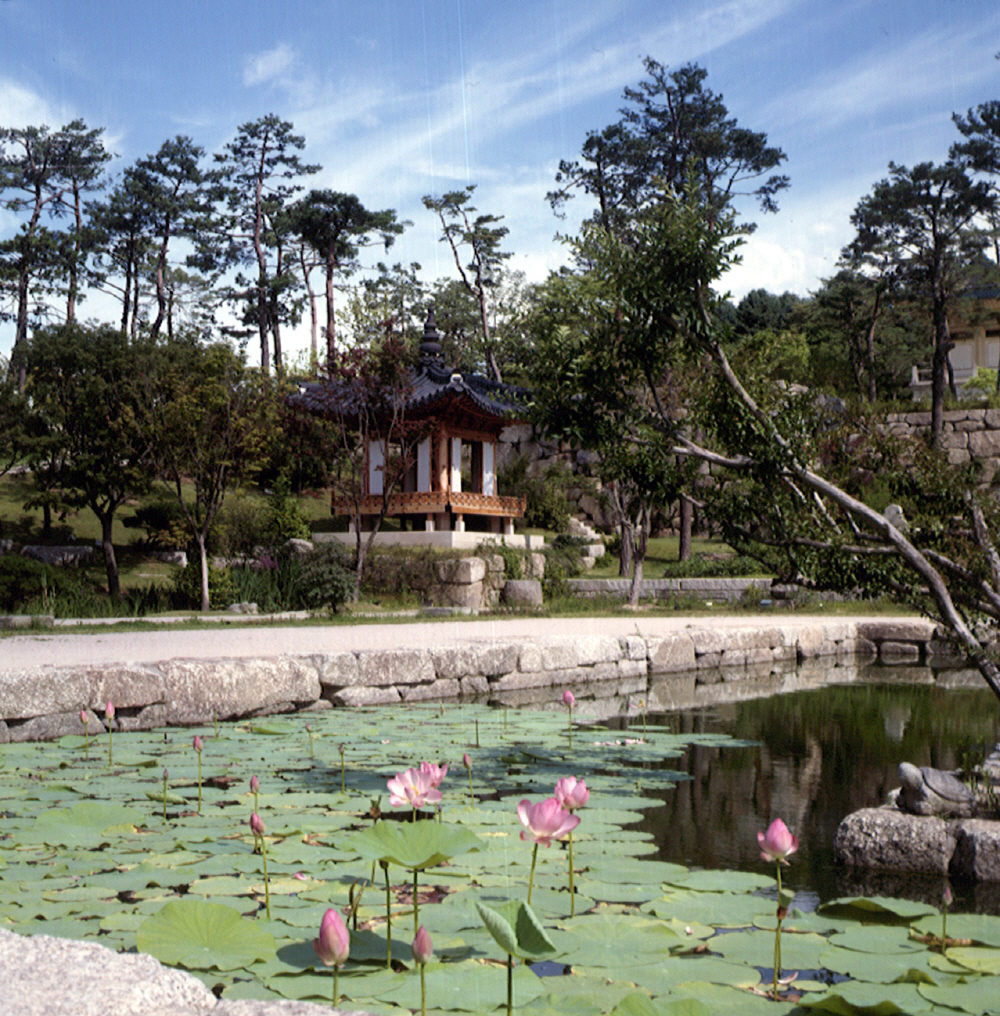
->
(602, 675, 1000, 914)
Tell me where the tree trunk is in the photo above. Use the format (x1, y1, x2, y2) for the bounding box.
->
(678, 496, 693, 562)
(100, 511, 120, 600)
(627, 511, 649, 607)
(196, 532, 210, 612)
(931, 290, 952, 445)
(618, 523, 634, 578)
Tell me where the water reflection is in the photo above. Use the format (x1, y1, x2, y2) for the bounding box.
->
(609, 678, 1000, 913)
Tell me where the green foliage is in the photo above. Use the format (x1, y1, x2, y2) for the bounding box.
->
(264, 475, 311, 545)
(127, 495, 190, 549)
(486, 539, 526, 580)
(172, 559, 235, 610)
(660, 552, 763, 579)
(297, 542, 356, 613)
(228, 552, 305, 614)
(499, 456, 575, 533)
(210, 494, 271, 558)
(0, 555, 62, 612)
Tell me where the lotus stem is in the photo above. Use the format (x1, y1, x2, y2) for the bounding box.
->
(568, 830, 576, 917)
(82, 717, 89, 760)
(259, 834, 271, 919)
(506, 952, 513, 1016)
(340, 745, 346, 792)
(162, 769, 169, 822)
(475, 718, 480, 748)
(383, 860, 392, 968)
(197, 753, 202, 814)
(413, 868, 420, 935)
(420, 960, 426, 1016)
(467, 768, 475, 808)
(773, 862, 783, 999)
(213, 709, 218, 738)
(108, 726, 113, 767)
(527, 843, 539, 905)
(333, 965, 340, 1008)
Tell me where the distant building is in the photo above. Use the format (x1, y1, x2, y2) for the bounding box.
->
(910, 290, 1000, 396)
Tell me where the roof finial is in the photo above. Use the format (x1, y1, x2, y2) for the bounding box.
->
(419, 304, 443, 364)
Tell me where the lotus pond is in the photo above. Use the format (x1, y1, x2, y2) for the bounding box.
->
(2, 689, 1000, 1016)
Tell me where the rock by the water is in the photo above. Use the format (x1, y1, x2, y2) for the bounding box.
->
(898, 762, 975, 817)
(834, 807, 956, 874)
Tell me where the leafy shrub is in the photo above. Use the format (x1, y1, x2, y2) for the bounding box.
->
(542, 536, 587, 599)
(661, 553, 764, 579)
(211, 495, 271, 559)
(484, 540, 525, 580)
(499, 456, 575, 533)
(264, 475, 311, 545)
(127, 495, 190, 548)
(0, 555, 59, 612)
(172, 558, 236, 610)
(228, 551, 308, 614)
(299, 543, 356, 613)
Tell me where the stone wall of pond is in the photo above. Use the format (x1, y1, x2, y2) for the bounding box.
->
(0, 618, 980, 743)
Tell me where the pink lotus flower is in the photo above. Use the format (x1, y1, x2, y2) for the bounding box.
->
(250, 812, 265, 837)
(554, 776, 589, 812)
(420, 760, 448, 789)
(412, 924, 433, 965)
(193, 735, 203, 753)
(758, 818, 798, 865)
(314, 908, 350, 968)
(250, 775, 260, 793)
(562, 689, 576, 708)
(518, 797, 580, 847)
(387, 767, 442, 809)
(79, 710, 88, 726)
(105, 701, 115, 721)
(462, 752, 472, 770)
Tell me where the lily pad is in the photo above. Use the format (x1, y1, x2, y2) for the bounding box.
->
(136, 900, 276, 970)
(347, 821, 482, 871)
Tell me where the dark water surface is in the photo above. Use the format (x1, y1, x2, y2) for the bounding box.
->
(607, 678, 1000, 914)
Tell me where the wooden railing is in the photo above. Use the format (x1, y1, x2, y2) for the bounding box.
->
(331, 491, 525, 518)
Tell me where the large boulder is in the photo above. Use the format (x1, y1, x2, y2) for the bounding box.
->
(834, 807, 956, 874)
(502, 579, 543, 607)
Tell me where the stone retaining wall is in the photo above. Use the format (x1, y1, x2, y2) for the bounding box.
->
(0, 618, 966, 743)
(885, 407, 1000, 482)
(567, 577, 771, 603)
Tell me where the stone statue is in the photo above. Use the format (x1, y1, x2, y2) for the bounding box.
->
(897, 762, 975, 817)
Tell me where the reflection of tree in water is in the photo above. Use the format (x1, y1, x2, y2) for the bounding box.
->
(633, 682, 1000, 907)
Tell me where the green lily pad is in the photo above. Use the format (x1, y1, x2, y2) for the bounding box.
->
(818, 897, 937, 922)
(664, 870, 774, 894)
(20, 802, 146, 848)
(910, 912, 1000, 948)
(136, 900, 276, 970)
(797, 981, 934, 1015)
(347, 821, 482, 871)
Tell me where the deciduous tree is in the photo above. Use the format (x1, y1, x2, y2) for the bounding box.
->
(25, 323, 153, 598)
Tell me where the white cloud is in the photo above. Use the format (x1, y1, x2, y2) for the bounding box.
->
(0, 77, 65, 129)
(243, 43, 297, 87)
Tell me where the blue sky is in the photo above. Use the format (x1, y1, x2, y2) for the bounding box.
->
(2, 0, 999, 361)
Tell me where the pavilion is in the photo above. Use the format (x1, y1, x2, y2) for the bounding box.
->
(295, 308, 535, 549)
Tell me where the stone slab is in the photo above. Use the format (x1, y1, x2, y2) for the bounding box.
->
(834, 807, 956, 875)
(952, 819, 1000, 881)
(356, 649, 435, 688)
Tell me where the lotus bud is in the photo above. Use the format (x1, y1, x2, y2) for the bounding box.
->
(412, 924, 433, 965)
(250, 812, 265, 837)
(193, 735, 203, 753)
